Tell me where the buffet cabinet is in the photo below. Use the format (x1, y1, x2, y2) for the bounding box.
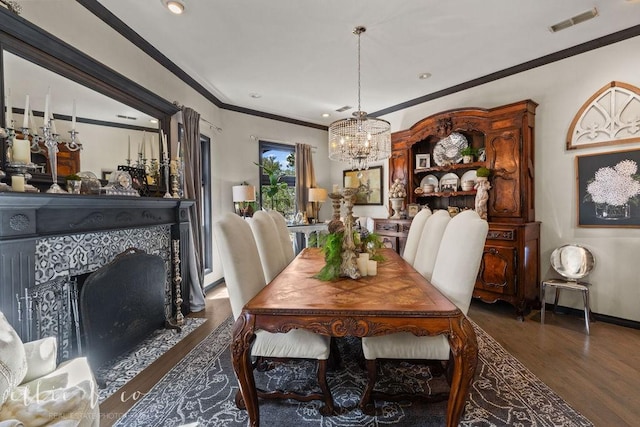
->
(388, 100, 540, 317)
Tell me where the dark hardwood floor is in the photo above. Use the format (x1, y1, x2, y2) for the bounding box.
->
(100, 286, 640, 427)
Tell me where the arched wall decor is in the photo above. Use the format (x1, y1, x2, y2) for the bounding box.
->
(566, 81, 640, 150)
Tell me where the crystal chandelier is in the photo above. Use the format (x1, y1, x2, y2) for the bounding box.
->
(328, 26, 391, 171)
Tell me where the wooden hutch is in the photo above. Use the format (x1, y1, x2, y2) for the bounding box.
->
(378, 100, 540, 317)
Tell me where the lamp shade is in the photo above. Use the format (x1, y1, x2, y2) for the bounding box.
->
(308, 187, 328, 203)
(232, 185, 256, 202)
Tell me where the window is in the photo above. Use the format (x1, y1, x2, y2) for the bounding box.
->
(258, 141, 295, 216)
(200, 134, 212, 273)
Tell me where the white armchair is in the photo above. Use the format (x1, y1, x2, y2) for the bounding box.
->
(0, 312, 99, 426)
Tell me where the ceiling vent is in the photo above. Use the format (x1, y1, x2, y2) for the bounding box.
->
(335, 105, 352, 113)
(549, 8, 598, 33)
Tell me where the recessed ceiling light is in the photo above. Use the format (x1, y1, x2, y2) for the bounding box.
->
(165, 1, 185, 15)
(149, 119, 158, 124)
(321, 113, 330, 118)
(249, 93, 262, 99)
(418, 72, 432, 80)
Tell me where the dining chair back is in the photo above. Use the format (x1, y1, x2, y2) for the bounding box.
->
(401, 208, 432, 265)
(249, 211, 288, 282)
(213, 212, 266, 319)
(412, 209, 451, 281)
(267, 210, 295, 263)
(431, 209, 488, 315)
(213, 212, 335, 413)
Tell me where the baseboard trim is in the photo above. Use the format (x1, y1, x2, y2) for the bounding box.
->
(546, 303, 640, 330)
(204, 277, 225, 294)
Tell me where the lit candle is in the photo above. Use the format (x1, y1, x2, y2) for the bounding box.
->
(71, 99, 76, 129)
(43, 88, 50, 127)
(367, 260, 377, 276)
(11, 175, 25, 192)
(4, 89, 12, 128)
(22, 95, 29, 129)
(12, 138, 30, 163)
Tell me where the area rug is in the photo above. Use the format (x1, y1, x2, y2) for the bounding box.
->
(96, 317, 207, 402)
(114, 317, 592, 426)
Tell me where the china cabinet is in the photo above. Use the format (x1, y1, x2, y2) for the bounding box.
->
(388, 100, 540, 317)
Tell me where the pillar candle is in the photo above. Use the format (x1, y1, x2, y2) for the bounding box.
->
(367, 260, 377, 276)
(11, 175, 25, 192)
(22, 95, 29, 129)
(12, 138, 30, 163)
(359, 252, 370, 262)
(332, 184, 339, 193)
(357, 257, 368, 277)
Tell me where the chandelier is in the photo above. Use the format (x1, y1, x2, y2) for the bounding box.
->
(328, 26, 391, 171)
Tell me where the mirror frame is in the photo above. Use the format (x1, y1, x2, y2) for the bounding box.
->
(0, 7, 179, 185)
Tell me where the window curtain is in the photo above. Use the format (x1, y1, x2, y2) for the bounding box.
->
(295, 143, 316, 219)
(181, 107, 206, 312)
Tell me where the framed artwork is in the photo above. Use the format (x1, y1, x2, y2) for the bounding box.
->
(576, 148, 640, 227)
(343, 166, 383, 205)
(407, 204, 420, 218)
(416, 154, 430, 169)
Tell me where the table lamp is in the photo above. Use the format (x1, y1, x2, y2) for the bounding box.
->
(308, 187, 328, 223)
(232, 184, 256, 218)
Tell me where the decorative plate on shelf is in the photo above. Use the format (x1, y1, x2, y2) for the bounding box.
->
(461, 169, 478, 184)
(432, 132, 468, 166)
(439, 172, 460, 192)
(420, 174, 439, 190)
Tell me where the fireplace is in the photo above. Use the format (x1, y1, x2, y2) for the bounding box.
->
(0, 193, 194, 360)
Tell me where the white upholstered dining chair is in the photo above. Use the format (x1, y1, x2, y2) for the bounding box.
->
(412, 209, 451, 281)
(360, 210, 488, 410)
(249, 211, 288, 282)
(401, 208, 432, 265)
(267, 209, 295, 264)
(213, 212, 334, 412)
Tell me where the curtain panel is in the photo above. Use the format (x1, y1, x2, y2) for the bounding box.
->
(181, 107, 206, 311)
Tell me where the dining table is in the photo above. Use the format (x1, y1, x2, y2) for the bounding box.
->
(231, 247, 478, 427)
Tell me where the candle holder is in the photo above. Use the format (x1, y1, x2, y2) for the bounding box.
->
(339, 188, 360, 279)
(6, 162, 37, 192)
(162, 158, 172, 198)
(40, 121, 81, 193)
(328, 191, 343, 221)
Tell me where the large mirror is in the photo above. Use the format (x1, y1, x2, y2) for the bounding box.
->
(0, 8, 179, 192)
(4, 51, 160, 180)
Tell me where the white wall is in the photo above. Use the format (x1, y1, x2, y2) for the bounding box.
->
(19, 2, 640, 321)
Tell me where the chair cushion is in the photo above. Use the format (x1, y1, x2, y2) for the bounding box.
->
(0, 312, 27, 407)
(21, 337, 57, 384)
(252, 330, 331, 360)
(362, 332, 450, 361)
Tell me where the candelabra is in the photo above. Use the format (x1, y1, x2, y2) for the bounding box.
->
(40, 121, 81, 193)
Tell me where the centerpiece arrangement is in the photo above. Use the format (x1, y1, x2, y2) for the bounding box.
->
(314, 188, 384, 281)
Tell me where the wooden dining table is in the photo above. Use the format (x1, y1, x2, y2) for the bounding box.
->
(231, 247, 478, 427)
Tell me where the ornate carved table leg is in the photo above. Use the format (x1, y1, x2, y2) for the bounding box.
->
(446, 316, 478, 427)
(231, 313, 259, 426)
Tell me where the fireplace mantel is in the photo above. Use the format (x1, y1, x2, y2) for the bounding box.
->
(0, 193, 194, 342)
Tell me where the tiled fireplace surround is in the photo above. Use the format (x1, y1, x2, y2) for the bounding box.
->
(0, 193, 193, 360)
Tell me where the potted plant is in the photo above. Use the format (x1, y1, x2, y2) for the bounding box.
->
(65, 173, 83, 194)
(476, 166, 492, 181)
(460, 147, 478, 164)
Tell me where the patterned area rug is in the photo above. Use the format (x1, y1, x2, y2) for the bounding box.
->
(114, 317, 593, 426)
(96, 317, 207, 402)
